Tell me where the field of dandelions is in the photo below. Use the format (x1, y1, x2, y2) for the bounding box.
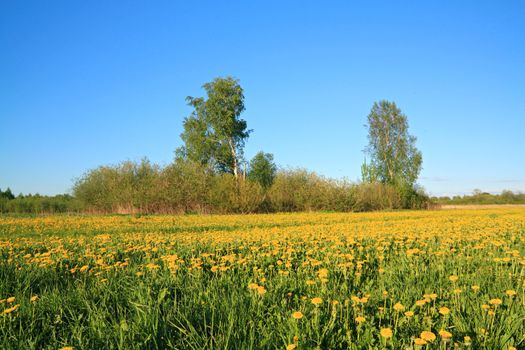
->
(1, 209, 524, 349)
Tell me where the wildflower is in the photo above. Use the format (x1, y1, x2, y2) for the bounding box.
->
(30, 295, 39, 302)
(414, 338, 427, 346)
(79, 265, 89, 273)
(311, 297, 322, 306)
(464, 335, 471, 344)
(471, 285, 480, 292)
(439, 306, 450, 315)
(415, 299, 426, 307)
(291, 311, 303, 319)
(439, 329, 452, 340)
(286, 344, 296, 350)
(393, 302, 404, 312)
(420, 331, 436, 342)
(257, 286, 266, 295)
(6, 297, 15, 303)
(404, 311, 414, 317)
(489, 298, 502, 306)
(355, 316, 365, 324)
(505, 290, 517, 297)
(248, 283, 259, 290)
(3, 304, 19, 314)
(449, 275, 458, 282)
(380, 328, 393, 338)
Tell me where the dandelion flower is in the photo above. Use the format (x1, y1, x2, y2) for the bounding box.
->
(291, 311, 303, 319)
(311, 297, 322, 306)
(439, 306, 450, 315)
(3, 304, 19, 314)
(439, 329, 452, 339)
(414, 338, 427, 346)
(420, 331, 436, 342)
(355, 316, 365, 324)
(380, 328, 393, 338)
(393, 302, 404, 312)
(489, 298, 502, 305)
(505, 290, 517, 297)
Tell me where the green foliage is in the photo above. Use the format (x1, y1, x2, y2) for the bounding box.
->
(0, 194, 82, 214)
(247, 152, 277, 190)
(434, 190, 525, 205)
(0, 188, 15, 200)
(364, 100, 422, 188)
(73, 158, 160, 213)
(177, 77, 251, 178)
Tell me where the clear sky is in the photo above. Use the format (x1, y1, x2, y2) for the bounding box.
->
(1, 1, 524, 197)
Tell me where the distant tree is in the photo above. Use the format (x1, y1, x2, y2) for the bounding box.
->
(248, 152, 277, 190)
(177, 77, 251, 179)
(0, 187, 15, 200)
(364, 100, 422, 188)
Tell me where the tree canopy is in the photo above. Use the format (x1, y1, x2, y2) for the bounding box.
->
(248, 152, 277, 190)
(363, 100, 422, 188)
(177, 77, 251, 178)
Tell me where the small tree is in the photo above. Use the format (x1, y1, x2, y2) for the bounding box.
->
(248, 152, 277, 190)
(177, 77, 251, 179)
(364, 100, 422, 188)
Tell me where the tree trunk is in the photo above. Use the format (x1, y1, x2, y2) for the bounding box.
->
(228, 138, 239, 179)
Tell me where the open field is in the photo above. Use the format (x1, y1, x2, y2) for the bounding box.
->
(1, 209, 525, 349)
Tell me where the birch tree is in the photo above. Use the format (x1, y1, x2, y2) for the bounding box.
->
(364, 100, 422, 188)
(177, 77, 251, 178)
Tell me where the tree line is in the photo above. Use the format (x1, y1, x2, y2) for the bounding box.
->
(433, 190, 525, 205)
(3, 77, 432, 214)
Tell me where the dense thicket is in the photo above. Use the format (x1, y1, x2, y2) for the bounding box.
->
(69, 159, 430, 214)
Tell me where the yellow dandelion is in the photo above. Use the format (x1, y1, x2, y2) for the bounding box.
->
(6, 297, 15, 303)
(414, 338, 427, 346)
(393, 302, 404, 312)
(439, 306, 450, 315)
(449, 275, 458, 282)
(3, 304, 19, 314)
(420, 331, 436, 342)
(291, 311, 303, 319)
(439, 329, 452, 339)
(505, 290, 517, 297)
(380, 328, 393, 338)
(286, 344, 296, 350)
(257, 286, 266, 295)
(355, 316, 365, 324)
(311, 297, 322, 306)
(30, 295, 39, 302)
(415, 299, 426, 307)
(404, 311, 414, 317)
(489, 298, 502, 306)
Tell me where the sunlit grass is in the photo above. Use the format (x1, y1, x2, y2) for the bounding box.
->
(1, 209, 524, 349)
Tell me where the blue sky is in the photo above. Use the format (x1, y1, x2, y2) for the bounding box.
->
(1, 1, 524, 196)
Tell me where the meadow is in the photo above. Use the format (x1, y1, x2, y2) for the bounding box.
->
(1, 209, 524, 349)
